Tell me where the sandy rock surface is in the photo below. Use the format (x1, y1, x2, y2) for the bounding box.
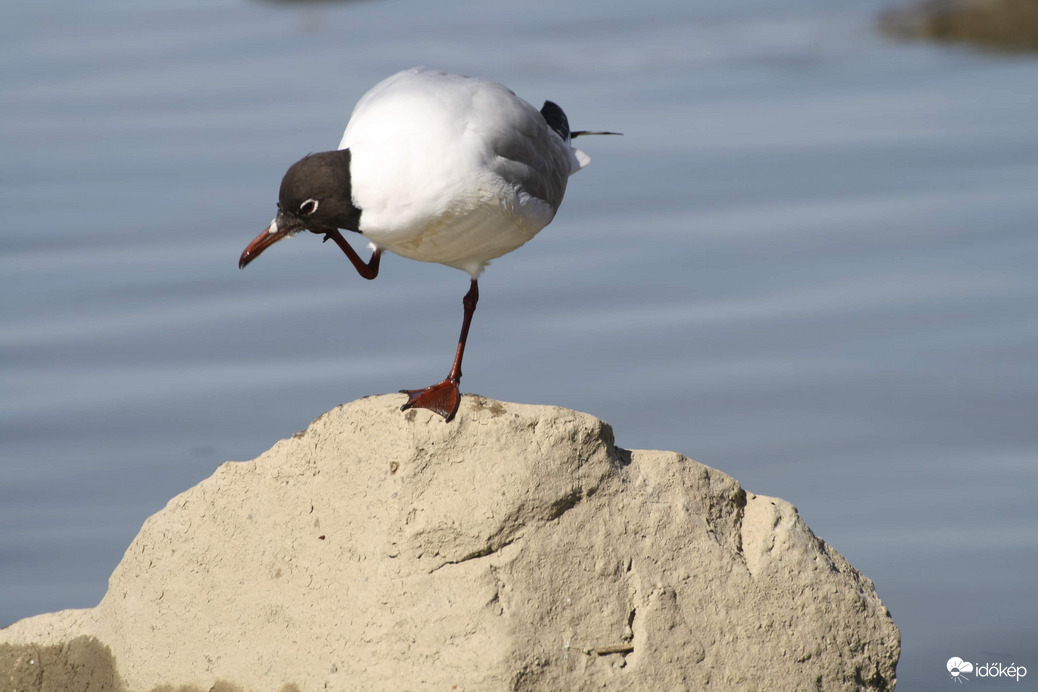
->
(1, 394, 899, 691)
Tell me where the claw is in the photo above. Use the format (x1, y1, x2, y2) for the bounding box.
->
(399, 380, 462, 422)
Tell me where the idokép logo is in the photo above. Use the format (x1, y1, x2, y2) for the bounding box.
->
(947, 656, 1028, 683)
(948, 657, 973, 682)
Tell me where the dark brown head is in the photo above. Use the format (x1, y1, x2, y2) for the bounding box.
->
(239, 149, 362, 269)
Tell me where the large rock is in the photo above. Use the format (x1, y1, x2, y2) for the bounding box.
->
(1, 395, 899, 691)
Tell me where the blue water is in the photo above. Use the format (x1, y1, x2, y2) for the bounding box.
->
(2, 1, 1037, 689)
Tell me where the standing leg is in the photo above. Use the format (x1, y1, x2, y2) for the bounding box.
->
(400, 279, 479, 422)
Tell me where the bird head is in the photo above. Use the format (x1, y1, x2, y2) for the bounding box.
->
(239, 149, 360, 269)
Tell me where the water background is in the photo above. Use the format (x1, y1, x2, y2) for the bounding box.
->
(2, 1, 1037, 689)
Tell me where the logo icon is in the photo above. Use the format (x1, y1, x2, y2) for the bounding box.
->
(948, 657, 974, 683)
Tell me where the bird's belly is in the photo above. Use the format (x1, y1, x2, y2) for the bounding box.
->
(363, 193, 550, 277)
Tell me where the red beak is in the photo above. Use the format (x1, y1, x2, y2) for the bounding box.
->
(239, 213, 302, 269)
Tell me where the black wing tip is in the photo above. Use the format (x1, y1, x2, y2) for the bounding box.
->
(571, 130, 623, 138)
(541, 101, 622, 140)
(540, 100, 570, 141)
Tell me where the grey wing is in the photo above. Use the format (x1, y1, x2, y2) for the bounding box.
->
(487, 101, 578, 213)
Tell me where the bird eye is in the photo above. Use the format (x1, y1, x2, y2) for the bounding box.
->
(299, 199, 319, 215)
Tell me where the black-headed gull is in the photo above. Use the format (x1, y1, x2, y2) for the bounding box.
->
(240, 67, 617, 422)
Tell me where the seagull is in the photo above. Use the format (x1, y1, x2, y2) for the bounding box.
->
(239, 67, 618, 422)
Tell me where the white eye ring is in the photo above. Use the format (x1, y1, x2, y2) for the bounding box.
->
(299, 198, 319, 215)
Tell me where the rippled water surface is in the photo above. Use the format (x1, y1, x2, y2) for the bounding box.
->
(3, 1, 1037, 688)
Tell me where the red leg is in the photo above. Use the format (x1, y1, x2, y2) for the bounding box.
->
(322, 229, 381, 280)
(400, 279, 479, 422)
